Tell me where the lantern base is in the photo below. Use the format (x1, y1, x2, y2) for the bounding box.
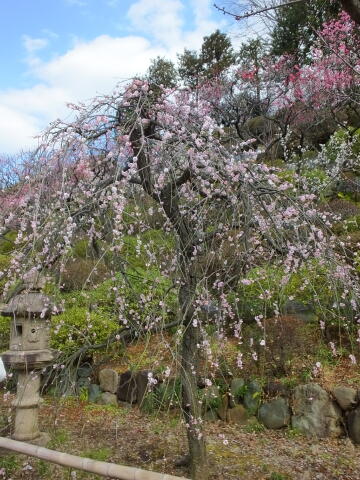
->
(10, 432, 51, 447)
(30, 432, 51, 447)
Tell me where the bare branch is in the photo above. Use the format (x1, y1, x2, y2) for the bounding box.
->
(214, 0, 306, 21)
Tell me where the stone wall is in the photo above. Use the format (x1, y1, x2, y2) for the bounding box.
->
(89, 369, 360, 444)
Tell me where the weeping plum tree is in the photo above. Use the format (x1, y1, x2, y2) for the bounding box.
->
(1, 78, 360, 479)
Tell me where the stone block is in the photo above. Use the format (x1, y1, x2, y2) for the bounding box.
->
(229, 378, 245, 407)
(258, 397, 290, 429)
(347, 407, 360, 444)
(332, 386, 357, 411)
(292, 383, 343, 438)
(96, 392, 117, 406)
(117, 370, 137, 403)
(88, 383, 101, 403)
(99, 368, 118, 394)
(243, 380, 262, 414)
(227, 404, 248, 424)
(136, 370, 152, 406)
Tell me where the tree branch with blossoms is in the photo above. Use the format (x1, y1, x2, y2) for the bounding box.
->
(1, 77, 360, 480)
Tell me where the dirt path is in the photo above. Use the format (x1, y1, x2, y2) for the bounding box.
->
(0, 396, 359, 479)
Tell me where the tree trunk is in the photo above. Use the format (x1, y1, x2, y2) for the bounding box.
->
(132, 125, 208, 479)
(179, 276, 208, 480)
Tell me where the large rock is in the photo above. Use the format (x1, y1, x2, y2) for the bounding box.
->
(227, 404, 248, 424)
(88, 384, 101, 403)
(229, 378, 245, 407)
(135, 370, 151, 407)
(347, 407, 360, 444)
(332, 386, 357, 411)
(243, 380, 262, 414)
(292, 383, 343, 438)
(117, 370, 137, 403)
(258, 398, 290, 429)
(77, 364, 92, 378)
(99, 368, 118, 394)
(96, 392, 117, 406)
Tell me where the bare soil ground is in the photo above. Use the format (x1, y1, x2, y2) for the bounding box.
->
(0, 394, 359, 480)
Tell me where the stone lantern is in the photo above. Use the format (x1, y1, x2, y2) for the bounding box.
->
(1, 272, 58, 444)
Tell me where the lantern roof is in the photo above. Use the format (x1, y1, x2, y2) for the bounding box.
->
(0, 292, 55, 318)
(0, 271, 56, 318)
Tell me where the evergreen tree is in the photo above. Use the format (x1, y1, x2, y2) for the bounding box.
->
(178, 30, 235, 87)
(177, 48, 203, 88)
(271, 0, 341, 62)
(200, 29, 235, 77)
(147, 56, 178, 90)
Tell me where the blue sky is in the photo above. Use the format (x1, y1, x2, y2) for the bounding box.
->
(0, 0, 237, 153)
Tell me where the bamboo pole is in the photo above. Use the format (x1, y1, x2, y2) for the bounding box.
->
(0, 437, 190, 480)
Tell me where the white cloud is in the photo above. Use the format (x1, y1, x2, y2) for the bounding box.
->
(126, 0, 225, 51)
(0, 0, 224, 154)
(35, 35, 163, 96)
(0, 84, 74, 125)
(127, 0, 184, 47)
(190, 0, 221, 31)
(22, 35, 49, 54)
(0, 35, 167, 153)
(0, 104, 41, 154)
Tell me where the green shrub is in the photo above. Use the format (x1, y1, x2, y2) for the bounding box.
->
(48, 429, 70, 448)
(72, 239, 90, 259)
(202, 393, 221, 411)
(243, 418, 265, 433)
(117, 267, 177, 328)
(0, 315, 10, 351)
(50, 306, 118, 355)
(0, 231, 17, 254)
(0, 254, 10, 296)
(121, 229, 174, 269)
(269, 473, 290, 480)
(0, 454, 20, 476)
(301, 168, 331, 197)
(323, 127, 360, 166)
(230, 260, 346, 323)
(61, 278, 117, 313)
(52, 264, 177, 357)
(0, 254, 10, 270)
(229, 265, 283, 321)
(334, 214, 360, 234)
